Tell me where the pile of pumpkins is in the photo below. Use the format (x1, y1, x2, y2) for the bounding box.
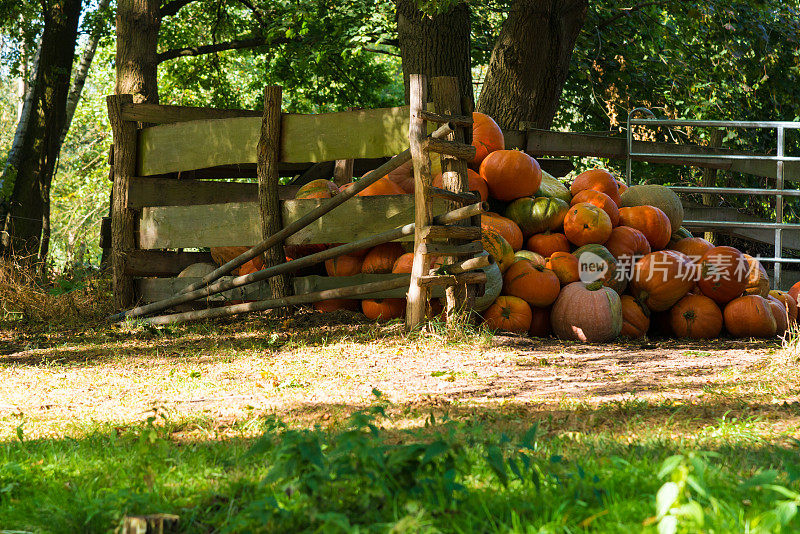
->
(208, 112, 797, 341)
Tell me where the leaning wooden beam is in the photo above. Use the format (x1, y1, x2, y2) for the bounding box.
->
(257, 85, 291, 311)
(176, 121, 456, 296)
(136, 277, 411, 326)
(106, 94, 138, 308)
(110, 201, 487, 321)
(442, 254, 492, 275)
(406, 74, 434, 329)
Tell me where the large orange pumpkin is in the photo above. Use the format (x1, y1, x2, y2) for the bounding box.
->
(570, 189, 620, 226)
(724, 295, 777, 338)
(314, 299, 361, 313)
(470, 112, 505, 169)
(361, 243, 405, 274)
(479, 150, 542, 201)
(528, 306, 552, 337)
(669, 294, 723, 339)
(546, 252, 580, 286)
(621, 295, 650, 338)
(563, 202, 613, 246)
(482, 212, 524, 251)
(743, 254, 770, 298)
(768, 297, 789, 335)
(550, 281, 622, 342)
(357, 176, 406, 196)
(483, 295, 532, 334)
(432, 169, 489, 202)
(630, 250, 694, 311)
(669, 237, 713, 262)
(295, 179, 339, 199)
(210, 246, 264, 276)
(604, 226, 651, 261)
(502, 260, 560, 307)
(362, 298, 406, 321)
(769, 290, 798, 324)
(570, 169, 621, 206)
(617, 206, 672, 250)
(325, 253, 364, 277)
(526, 232, 570, 258)
(789, 281, 800, 303)
(697, 246, 749, 304)
(386, 158, 415, 193)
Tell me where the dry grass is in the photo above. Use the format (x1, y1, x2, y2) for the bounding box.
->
(0, 260, 113, 325)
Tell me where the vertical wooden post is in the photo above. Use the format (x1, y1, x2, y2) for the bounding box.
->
(106, 94, 137, 309)
(257, 85, 291, 313)
(333, 158, 354, 186)
(406, 74, 433, 329)
(431, 76, 475, 319)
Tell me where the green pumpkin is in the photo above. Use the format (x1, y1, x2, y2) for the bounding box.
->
(573, 244, 624, 293)
(513, 249, 546, 267)
(534, 170, 571, 203)
(667, 226, 693, 248)
(620, 184, 684, 231)
(504, 196, 569, 237)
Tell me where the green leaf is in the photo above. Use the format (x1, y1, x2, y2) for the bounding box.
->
(658, 515, 678, 534)
(740, 470, 779, 489)
(658, 455, 684, 479)
(656, 482, 680, 519)
(486, 446, 508, 487)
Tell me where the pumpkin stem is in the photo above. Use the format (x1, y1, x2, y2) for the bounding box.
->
(585, 280, 604, 291)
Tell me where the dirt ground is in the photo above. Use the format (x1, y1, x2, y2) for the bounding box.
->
(2, 311, 799, 440)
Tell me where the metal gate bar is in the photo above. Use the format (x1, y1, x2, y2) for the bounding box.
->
(626, 109, 800, 288)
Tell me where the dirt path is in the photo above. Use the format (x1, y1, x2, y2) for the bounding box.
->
(1, 313, 797, 439)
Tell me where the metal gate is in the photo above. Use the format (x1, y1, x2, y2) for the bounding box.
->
(626, 108, 800, 288)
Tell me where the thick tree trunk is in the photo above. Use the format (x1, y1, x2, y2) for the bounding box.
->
(115, 0, 161, 103)
(396, 0, 473, 108)
(477, 0, 588, 130)
(0, 0, 81, 263)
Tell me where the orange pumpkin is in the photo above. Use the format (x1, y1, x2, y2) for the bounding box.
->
(570, 189, 620, 226)
(210, 247, 264, 276)
(528, 306, 552, 338)
(768, 297, 789, 335)
(604, 226, 651, 261)
(502, 260, 560, 307)
(362, 298, 406, 321)
(526, 232, 570, 258)
(357, 176, 406, 196)
(697, 246, 749, 304)
(618, 206, 672, 250)
(621, 295, 650, 338)
(669, 294, 723, 339)
(386, 159, 415, 193)
(570, 168, 622, 206)
(325, 253, 364, 277)
(483, 295, 532, 334)
(630, 250, 694, 311)
(789, 281, 800, 303)
(295, 179, 339, 199)
(563, 202, 613, 246)
(724, 295, 777, 338)
(314, 299, 361, 313)
(546, 252, 580, 286)
(470, 112, 505, 169)
(361, 243, 405, 274)
(479, 149, 542, 201)
(769, 290, 798, 323)
(743, 254, 770, 298)
(482, 212, 524, 251)
(482, 228, 516, 272)
(432, 168, 489, 202)
(669, 237, 713, 262)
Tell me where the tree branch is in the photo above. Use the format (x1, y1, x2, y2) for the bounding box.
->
(363, 47, 401, 57)
(157, 36, 292, 63)
(597, 0, 677, 29)
(160, 0, 199, 17)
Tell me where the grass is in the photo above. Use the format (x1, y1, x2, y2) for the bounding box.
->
(1, 404, 800, 533)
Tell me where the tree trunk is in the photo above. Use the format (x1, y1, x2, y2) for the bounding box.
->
(61, 0, 113, 145)
(115, 0, 161, 103)
(477, 0, 588, 130)
(396, 0, 473, 108)
(0, 0, 81, 263)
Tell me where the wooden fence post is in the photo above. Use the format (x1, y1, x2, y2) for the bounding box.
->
(257, 85, 291, 313)
(431, 76, 475, 320)
(106, 94, 137, 309)
(406, 74, 433, 328)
